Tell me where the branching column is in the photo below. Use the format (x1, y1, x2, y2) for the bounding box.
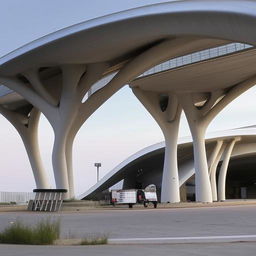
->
(178, 93, 213, 202)
(132, 88, 181, 203)
(25, 65, 107, 198)
(178, 76, 256, 202)
(0, 106, 50, 189)
(0, 66, 87, 198)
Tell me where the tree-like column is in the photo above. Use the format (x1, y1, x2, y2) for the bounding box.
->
(132, 88, 181, 203)
(0, 105, 50, 189)
(178, 76, 256, 202)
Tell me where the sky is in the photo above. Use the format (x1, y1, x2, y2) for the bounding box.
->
(0, 0, 255, 196)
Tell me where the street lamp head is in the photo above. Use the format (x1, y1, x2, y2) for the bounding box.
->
(94, 163, 101, 183)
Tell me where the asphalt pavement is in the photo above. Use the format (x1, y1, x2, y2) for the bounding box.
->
(0, 204, 256, 255)
(1, 242, 256, 256)
(1, 205, 256, 239)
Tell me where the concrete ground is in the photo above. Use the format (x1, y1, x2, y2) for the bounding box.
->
(1, 205, 256, 238)
(0, 204, 256, 255)
(1, 242, 256, 256)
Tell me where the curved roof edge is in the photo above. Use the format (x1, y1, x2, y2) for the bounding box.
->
(78, 126, 256, 199)
(0, 1, 188, 65)
(0, 0, 255, 66)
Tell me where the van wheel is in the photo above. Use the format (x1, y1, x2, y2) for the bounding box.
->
(129, 204, 133, 208)
(153, 202, 157, 208)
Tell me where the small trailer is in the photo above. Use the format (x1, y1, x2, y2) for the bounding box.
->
(110, 189, 137, 208)
(110, 184, 158, 208)
(143, 184, 158, 208)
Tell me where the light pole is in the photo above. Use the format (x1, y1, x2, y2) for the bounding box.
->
(94, 163, 101, 182)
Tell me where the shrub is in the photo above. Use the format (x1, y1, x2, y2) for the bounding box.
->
(33, 218, 60, 245)
(0, 221, 33, 244)
(0, 218, 60, 245)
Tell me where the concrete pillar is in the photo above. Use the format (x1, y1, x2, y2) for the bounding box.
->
(218, 137, 240, 201)
(65, 136, 75, 198)
(162, 127, 180, 203)
(132, 88, 181, 203)
(178, 93, 213, 202)
(210, 143, 227, 201)
(0, 106, 50, 189)
(23, 133, 50, 189)
(190, 125, 213, 202)
(208, 140, 223, 173)
(178, 76, 256, 202)
(21, 110, 50, 189)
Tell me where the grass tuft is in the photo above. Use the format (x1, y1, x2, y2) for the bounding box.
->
(80, 234, 108, 245)
(0, 218, 60, 245)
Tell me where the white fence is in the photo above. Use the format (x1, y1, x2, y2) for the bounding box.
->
(0, 191, 35, 204)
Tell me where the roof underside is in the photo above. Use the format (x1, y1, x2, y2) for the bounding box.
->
(1, 1, 256, 110)
(131, 48, 256, 92)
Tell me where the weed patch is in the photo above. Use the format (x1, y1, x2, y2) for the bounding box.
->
(0, 218, 60, 245)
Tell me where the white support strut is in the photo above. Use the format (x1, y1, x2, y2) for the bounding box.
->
(218, 137, 241, 201)
(0, 106, 50, 189)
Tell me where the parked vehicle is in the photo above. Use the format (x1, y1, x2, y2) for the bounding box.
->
(110, 184, 158, 208)
(143, 184, 158, 208)
(110, 189, 137, 208)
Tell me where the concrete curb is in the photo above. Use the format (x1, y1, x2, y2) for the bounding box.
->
(109, 234, 256, 245)
(1, 200, 256, 213)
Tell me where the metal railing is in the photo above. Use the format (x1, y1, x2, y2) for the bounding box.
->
(140, 43, 252, 77)
(88, 42, 253, 96)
